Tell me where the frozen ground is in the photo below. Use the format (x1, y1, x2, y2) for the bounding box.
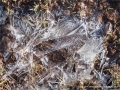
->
(0, 0, 120, 90)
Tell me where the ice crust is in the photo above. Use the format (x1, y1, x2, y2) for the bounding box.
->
(3, 12, 106, 89)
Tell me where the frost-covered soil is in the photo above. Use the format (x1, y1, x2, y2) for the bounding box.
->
(0, 0, 120, 90)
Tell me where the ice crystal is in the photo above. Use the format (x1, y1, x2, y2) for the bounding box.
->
(2, 7, 107, 90)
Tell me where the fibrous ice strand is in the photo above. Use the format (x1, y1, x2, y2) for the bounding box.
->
(2, 5, 109, 90)
(0, 6, 7, 25)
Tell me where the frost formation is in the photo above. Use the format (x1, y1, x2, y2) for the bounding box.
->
(3, 11, 106, 89)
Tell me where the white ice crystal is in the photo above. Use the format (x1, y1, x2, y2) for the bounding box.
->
(3, 7, 106, 89)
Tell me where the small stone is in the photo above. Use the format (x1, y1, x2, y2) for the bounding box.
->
(64, 10, 70, 16)
(97, 14, 103, 23)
